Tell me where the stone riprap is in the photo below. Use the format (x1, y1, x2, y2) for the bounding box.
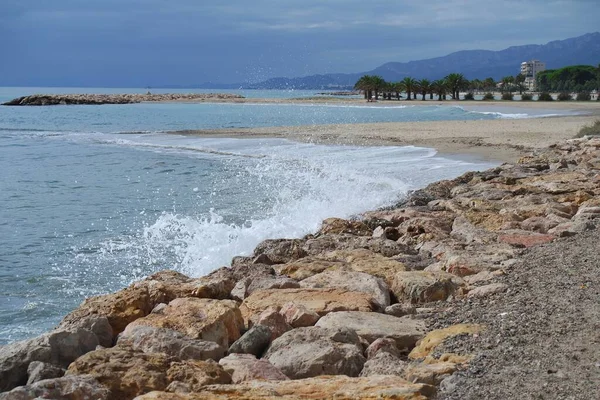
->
(1, 136, 599, 399)
(2, 93, 244, 106)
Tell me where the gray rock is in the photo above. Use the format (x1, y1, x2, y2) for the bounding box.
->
(359, 351, 408, 377)
(26, 361, 65, 385)
(0, 328, 99, 391)
(253, 239, 308, 264)
(58, 316, 113, 348)
(365, 338, 401, 359)
(228, 325, 272, 357)
(0, 375, 109, 400)
(467, 283, 509, 298)
(232, 276, 300, 301)
(315, 311, 426, 350)
(218, 353, 288, 383)
(385, 303, 417, 318)
(299, 269, 390, 311)
(264, 326, 365, 379)
(117, 325, 226, 361)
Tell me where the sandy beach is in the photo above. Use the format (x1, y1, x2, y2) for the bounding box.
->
(171, 100, 600, 163)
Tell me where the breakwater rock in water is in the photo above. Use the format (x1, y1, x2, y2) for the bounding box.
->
(2, 93, 244, 106)
(1, 137, 599, 399)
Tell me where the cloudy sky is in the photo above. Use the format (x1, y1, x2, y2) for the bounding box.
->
(0, 0, 597, 87)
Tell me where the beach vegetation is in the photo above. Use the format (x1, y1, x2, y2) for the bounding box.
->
(500, 76, 515, 93)
(431, 79, 448, 100)
(536, 65, 599, 93)
(483, 77, 496, 92)
(354, 75, 386, 100)
(538, 92, 554, 101)
(445, 73, 468, 100)
(521, 93, 533, 101)
(557, 92, 573, 101)
(463, 92, 475, 100)
(416, 79, 431, 100)
(482, 92, 495, 101)
(575, 120, 600, 137)
(515, 73, 527, 94)
(401, 77, 418, 100)
(576, 92, 591, 101)
(501, 93, 514, 100)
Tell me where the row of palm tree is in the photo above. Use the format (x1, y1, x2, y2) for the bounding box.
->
(354, 74, 501, 101)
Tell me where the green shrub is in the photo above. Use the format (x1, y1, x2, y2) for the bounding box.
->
(482, 93, 494, 101)
(538, 92, 554, 101)
(557, 92, 572, 101)
(463, 92, 474, 100)
(501, 93, 514, 101)
(521, 93, 533, 101)
(575, 120, 600, 137)
(576, 92, 591, 101)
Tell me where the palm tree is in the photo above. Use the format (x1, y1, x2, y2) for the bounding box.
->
(431, 79, 447, 100)
(370, 76, 386, 100)
(500, 76, 515, 93)
(445, 73, 467, 100)
(354, 75, 372, 100)
(391, 82, 405, 100)
(515, 73, 527, 94)
(401, 77, 417, 100)
(417, 79, 431, 101)
(483, 77, 496, 92)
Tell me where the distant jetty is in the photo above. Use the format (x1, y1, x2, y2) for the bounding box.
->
(2, 93, 245, 106)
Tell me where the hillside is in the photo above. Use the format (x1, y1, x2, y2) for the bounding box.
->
(246, 32, 600, 89)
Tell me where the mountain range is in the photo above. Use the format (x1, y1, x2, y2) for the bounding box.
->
(234, 32, 600, 90)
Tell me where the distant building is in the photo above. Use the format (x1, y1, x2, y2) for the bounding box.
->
(520, 60, 546, 91)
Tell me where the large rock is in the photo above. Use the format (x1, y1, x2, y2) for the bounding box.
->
(190, 267, 236, 300)
(409, 324, 483, 360)
(66, 347, 230, 399)
(227, 325, 272, 357)
(360, 351, 408, 377)
(322, 249, 407, 284)
(303, 235, 414, 258)
(467, 283, 508, 298)
(0, 375, 110, 400)
(316, 217, 372, 236)
(133, 375, 435, 399)
(125, 298, 243, 348)
(231, 276, 299, 301)
(263, 327, 366, 379)
(279, 302, 321, 328)
(315, 311, 426, 350)
(403, 362, 457, 385)
(391, 271, 465, 304)
(240, 288, 375, 327)
(26, 361, 65, 384)
(255, 307, 292, 341)
(252, 239, 307, 264)
(218, 353, 288, 383)
(0, 328, 99, 391)
(117, 325, 226, 361)
(299, 269, 391, 311)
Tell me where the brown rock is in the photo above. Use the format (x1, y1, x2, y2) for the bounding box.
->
(360, 351, 408, 377)
(253, 239, 307, 264)
(255, 307, 292, 341)
(240, 288, 375, 327)
(391, 271, 465, 304)
(299, 269, 391, 310)
(498, 232, 556, 248)
(66, 347, 230, 399)
(467, 283, 508, 298)
(273, 257, 345, 280)
(322, 249, 407, 284)
(125, 298, 243, 348)
(218, 353, 288, 383)
(409, 324, 483, 360)
(403, 362, 457, 385)
(133, 375, 435, 399)
(279, 302, 321, 328)
(0, 375, 109, 400)
(365, 338, 401, 359)
(316, 217, 372, 236)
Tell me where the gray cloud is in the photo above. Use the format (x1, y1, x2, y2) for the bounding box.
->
(0, 0, 597, 86)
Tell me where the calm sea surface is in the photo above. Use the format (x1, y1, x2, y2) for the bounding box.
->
(1, 87, 559, 344)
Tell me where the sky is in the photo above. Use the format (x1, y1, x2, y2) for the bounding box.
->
(0, 0, 598, 87)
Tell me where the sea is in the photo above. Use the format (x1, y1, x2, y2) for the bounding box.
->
(0, 87, 573, 345)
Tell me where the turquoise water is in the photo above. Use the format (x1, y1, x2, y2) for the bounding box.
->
(0, 87, 527, 344)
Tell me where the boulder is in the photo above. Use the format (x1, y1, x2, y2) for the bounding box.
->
(360, 351, 408, 377)
(263, 327, 366, 379)
(303, 235, 414, 258)
(403, 362, 457, 385)
(498, 232, 555, 248)
(252, 239, 307, 264)
(58, 315, 113, 348)
(409, 324, 483, 360)
(391, 271, 465, 304)
(385, 303, 417, 318)
(316, 217, 372, 236)
(190, 267, 236, 299)
(0, 328, 99, 391)
(240, 288, 375, 327)
(232, 276, 300, 300)
(279, 302, 320, 328)
(227, 325, 272, 357)
(315, 311, 426, 350)
(117, 325, 226, 361)
(218, 353, 288, 383)
(133, 375, 435, 399)
(467, 283, 508, 298)
(66, 347, 230, 399)
(125, 298, 243, 348)
(0, 375, 109, 400)
(255, 307, 292, 341)
(26, 361, 65, 385)
(299, 269, 391, 310)
(365, 338, 401, 359)
(322, 248, 407, 284)
(273, 257, 346, 280)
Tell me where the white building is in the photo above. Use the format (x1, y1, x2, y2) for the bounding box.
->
(520, 60, 546, 91)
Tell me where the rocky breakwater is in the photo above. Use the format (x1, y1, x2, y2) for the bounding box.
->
(1, 136, 599, 399)
(2, 93, 244, 106)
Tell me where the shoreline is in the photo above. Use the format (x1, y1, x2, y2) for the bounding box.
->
(169, 114, 599, 163)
